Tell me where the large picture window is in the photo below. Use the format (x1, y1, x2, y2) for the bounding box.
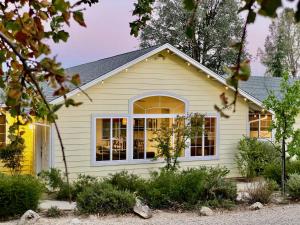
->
(249, 113, 272, 139)
(93, 94, 219, 165)
(95, 118, 127, 161)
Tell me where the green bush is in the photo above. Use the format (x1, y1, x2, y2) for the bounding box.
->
(45, 206, 62, 218)
(73, 174, 98, 198)
(104, 171, 146, 193)
(56, 182, 75, 201)
(76, 182, 135, 215)
(0, 174, 43, 219)
(235, 137, 280, 178)
(263, 160, 300, 185)
(139, 167, 236, 209)
(287, 173, 300, 199)
(38, 168, 64, 191)
(247, 180, 276, 204)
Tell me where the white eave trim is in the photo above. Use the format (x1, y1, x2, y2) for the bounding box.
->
(49, 43, 267, 111)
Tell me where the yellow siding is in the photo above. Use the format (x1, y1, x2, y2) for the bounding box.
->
(0, 115, 35, 175)
(54, 52, 249, 179)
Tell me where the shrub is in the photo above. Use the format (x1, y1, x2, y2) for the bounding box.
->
(76, 182, 135, 215)
(72, 174, 98, 199)
(235, 137, 280, 178)
(287, 173, 300, 199)
(139, 167, 236, 209)
(45, 206, 62, 218)
(56, 182, 75, 201)
(263, 160, 300, 185)
(38, 168, 64, 191)
(0, 174, 43, 219)
(104, 171, 146, 193)
(247, 180, 276, 204)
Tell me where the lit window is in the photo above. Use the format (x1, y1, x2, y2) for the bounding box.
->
(133, 96, 185, 160)
(249, 113, 272, 139)
(191, 117, 216, 156)
(95, 118, 127, 161)
(0, 115, 5, 147)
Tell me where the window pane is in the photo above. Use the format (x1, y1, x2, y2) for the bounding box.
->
(204, 118, 216, 156)
(260, 114, 272, 138)
(190, 117, 203, 156)
(112, 118, 127, 160)
(96, 119, 111, 161)
(133, 118, 145, 159)
(133, 96, 185, 114)
(146, 118, 172, 159)
(249, 113, 259, 138)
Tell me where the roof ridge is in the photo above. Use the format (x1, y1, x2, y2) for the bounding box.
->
(65, 44, 162, 70)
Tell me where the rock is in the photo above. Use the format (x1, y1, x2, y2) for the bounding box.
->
(249, 202, 264, 210)
(270, 192, 287, 204)
(70, 218, 81, 225)
(17, 210, 40, 225)
(133, 198, 152, 219)
(236, 192, 250, 202)
(199, 206, 214, 216)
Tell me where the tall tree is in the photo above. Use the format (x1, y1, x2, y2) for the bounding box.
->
(139, 0, 246, 74)
(261, 9, 300, 78)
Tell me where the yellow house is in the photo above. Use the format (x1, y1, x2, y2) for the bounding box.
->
(0, 44, 289, 177)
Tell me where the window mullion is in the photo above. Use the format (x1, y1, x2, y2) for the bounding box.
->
(258, 114, 261, 138)
(144, 118, 147, 159)
(110, 118, 113, 161)
(202, 119, 205, 156)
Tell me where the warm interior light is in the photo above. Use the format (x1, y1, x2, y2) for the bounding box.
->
(122, 118, 127, 125)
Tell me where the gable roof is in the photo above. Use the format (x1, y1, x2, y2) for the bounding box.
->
(47, 43, 281, 109)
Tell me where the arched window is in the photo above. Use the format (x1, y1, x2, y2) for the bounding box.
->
(133, 96, 185, 114)
(132, 96, 186, 160)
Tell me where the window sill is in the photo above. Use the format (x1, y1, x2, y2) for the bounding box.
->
(91, 155, 219, 167)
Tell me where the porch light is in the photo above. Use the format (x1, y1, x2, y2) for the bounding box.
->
(145, 58, 148, 62)
(167, 49, 170, 53)
(77, 93, 80, 96)
(244, 98, 247, 101)
(225, 86, 229, 90)
(125, 68, 128, 72)
(187, 62, 190, 66)
(207, 75, 210, 79)
(101, 80, 104, 85)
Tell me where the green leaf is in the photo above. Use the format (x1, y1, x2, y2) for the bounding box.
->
(259, 0, 282, 17)
(53, 0, 69, 12)
(185, 26, 194, 39)
(183, 0, 196, 11)
(53, 30, 69, 43)
(73, 11, 86, 27)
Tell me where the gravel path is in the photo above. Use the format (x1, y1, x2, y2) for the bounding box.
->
(2, 204, 300, 225)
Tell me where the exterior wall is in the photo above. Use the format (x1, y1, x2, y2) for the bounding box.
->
(53, 52, 249, 179)
(0, 114, 35, 175)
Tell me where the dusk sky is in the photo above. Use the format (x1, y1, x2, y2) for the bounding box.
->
(50, 0, 274, 76)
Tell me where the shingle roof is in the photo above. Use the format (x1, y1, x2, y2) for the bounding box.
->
(43, 45, 286, 104)
(45, 45, 161, 102)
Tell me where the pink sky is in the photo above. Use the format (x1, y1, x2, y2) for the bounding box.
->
(50, 0, 272, 76)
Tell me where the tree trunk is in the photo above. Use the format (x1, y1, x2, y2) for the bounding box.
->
(282, 137, 286, 195)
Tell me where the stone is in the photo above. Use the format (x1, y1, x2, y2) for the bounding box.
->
(70, 218, 81, 225)
(133, 198, 152, 219)
(270, 192, 287, 204)
(199, 206, 214, 216)
(236, 192, 250, 202)
(17, 210, 40, 225)
(249, 202, 264, 210)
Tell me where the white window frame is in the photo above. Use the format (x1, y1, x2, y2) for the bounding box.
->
(91, 114, 130, 166)
(91, 92, 220, 166)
